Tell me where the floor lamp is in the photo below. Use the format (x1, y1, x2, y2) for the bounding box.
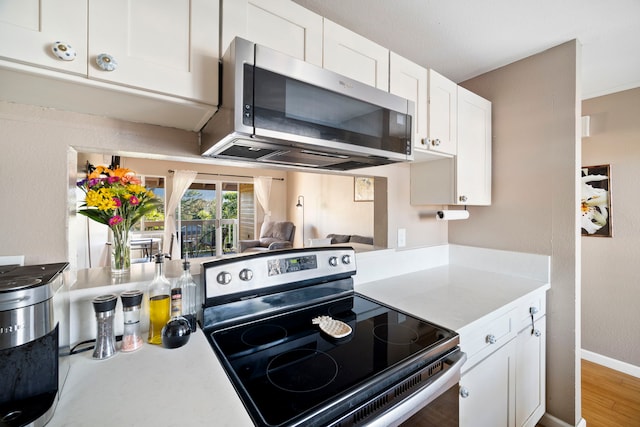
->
(296, 195, 304, 247)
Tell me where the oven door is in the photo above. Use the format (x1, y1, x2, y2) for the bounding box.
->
(369, 350, 466, 427)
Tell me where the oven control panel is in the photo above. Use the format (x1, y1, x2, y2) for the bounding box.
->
(202, 247, 356, 300)
(267, 255, 317, 276)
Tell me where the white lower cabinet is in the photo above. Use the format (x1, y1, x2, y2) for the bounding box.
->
(460, 339, 516, 427)
(460, 291, 547, 427)
(516, 316, 546, 427)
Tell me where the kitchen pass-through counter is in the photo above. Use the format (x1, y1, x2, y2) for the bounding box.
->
(48, 244, 550, 426)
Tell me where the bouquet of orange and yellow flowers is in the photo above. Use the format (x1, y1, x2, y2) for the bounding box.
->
(77, 166, 161, 273)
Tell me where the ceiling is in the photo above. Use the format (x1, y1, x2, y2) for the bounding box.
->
(293, 0, 640, 100)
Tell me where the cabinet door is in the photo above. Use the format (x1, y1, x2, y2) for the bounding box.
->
(427, 69, 457, 155)
(220, 0, 322, 66)
(88, 0, 218, 104)
(516, 317, 546, 427)
(457, 85, 492, 205)
(460, 339, 516, 427)
(389, 52, 427, 154)
(0, 0, 87, 75)
(323, 19, 389, 90)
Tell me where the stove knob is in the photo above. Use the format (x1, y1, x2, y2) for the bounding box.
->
(239, 268, 253, 281)
(328, 256, 338, 267)
(341, 254, 351, 265)
(216, 271, 232, 285)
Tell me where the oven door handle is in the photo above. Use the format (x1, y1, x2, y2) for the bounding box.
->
(367, 350, 467, 427)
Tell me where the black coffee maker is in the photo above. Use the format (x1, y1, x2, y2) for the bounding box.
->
(0, 262, 69, 427)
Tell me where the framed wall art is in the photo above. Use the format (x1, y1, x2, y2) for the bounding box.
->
(581, 164, 612, 237)
(354, 177, 374, 202)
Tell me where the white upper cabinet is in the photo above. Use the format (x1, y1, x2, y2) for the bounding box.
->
(0, 0, 88, 75)
(389, 52, 427, 153)
(426, 69, 458, 156)
(457, 86, 492, 205)
(220, 0, 323, 66)
(323, 19, 389, 90)
(88, 0, 219, 104)
(0, 0, 219, 130)
(410, 86, 491, 206)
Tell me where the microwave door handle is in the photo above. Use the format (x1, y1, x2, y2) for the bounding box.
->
(367, 351, 467, 427)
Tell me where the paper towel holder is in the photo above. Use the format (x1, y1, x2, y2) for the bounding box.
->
(418, 207, 469, 220)
(436, 209, 470, 220)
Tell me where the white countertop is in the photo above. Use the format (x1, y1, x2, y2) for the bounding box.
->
(49, 330, 253, 427)
(50, 245, 550, 426)
(355, 264, 550, 334)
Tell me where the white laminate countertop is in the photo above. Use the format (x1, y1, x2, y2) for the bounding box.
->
(48, 330, 254, 427)
(49, 245, 550, 426)
(354, 264, 550, 334)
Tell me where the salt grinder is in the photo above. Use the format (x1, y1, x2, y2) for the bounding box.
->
(120, 290, 144, 352)
(92, 294, 118, 360)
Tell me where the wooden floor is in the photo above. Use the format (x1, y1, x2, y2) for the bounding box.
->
(536, 360, 640, 427)
(581, 359, 640, 427)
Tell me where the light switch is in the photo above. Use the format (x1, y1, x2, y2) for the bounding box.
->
(397, 228, 406, 247)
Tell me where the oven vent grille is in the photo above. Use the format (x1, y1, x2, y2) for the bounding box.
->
(346, 359, 445, 426)
(394, 360, 443, 398)
(351, 393, 389, 424)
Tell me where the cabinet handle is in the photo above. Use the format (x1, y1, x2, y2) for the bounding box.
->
(432, 138, 441, 147)
(420, 138, 429, 146)
(529, 307, 539, 335)
(51, 41, 77, 61)
(486, 334, 497, 344)
(460, 386, 469, 398)
(459, 195, 468, 202)
(96, 53, 118, 71)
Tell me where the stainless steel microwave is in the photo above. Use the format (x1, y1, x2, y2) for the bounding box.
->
(201, 37, 414, 171)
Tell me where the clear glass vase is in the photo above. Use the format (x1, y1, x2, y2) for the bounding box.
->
(111, 227, 131, 275)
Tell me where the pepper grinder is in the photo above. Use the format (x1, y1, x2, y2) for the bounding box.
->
(92, 294, 118, 359)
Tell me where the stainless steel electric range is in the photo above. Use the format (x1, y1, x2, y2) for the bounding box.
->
(201, 247, 465, 427)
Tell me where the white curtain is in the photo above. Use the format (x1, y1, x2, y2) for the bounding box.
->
(163, 170, 198, 258)
(254, 176, 273, 221)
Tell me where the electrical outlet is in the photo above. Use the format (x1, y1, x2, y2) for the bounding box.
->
(397, 228, 406, 248)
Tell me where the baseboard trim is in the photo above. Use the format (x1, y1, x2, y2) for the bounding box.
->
(540, 413, 586, 427)
(582, 349, 640, 379)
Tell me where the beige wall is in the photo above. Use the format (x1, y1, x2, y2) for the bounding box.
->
(582, 87, 640, 367)
(451, 41, 582, 425)
(0, 101, 446, 269)
(286, 167, 447, 249)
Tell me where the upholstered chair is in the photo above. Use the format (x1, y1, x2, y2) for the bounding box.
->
(238, 221, 296, 253)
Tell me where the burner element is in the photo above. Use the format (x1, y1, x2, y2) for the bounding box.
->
(267, 349, 338, 393)
(241, 324, 287, 347)
(373, 323, 420, 345)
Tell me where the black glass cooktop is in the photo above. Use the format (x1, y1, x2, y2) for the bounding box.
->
(207, 294, 458, 427)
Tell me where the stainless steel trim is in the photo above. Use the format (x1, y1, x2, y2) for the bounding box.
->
(0, 300, 54, 349)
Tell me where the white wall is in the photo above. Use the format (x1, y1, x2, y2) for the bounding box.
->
(582, 87, 640, 367)
(450, 41, 582, 425)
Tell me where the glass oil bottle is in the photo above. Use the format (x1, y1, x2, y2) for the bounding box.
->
(147, 253, 170, 345)
(176, 257, 198, 332)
